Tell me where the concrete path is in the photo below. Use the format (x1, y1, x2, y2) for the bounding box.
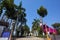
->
(16, 36, 46, 40)
(0, 38, 8, 40)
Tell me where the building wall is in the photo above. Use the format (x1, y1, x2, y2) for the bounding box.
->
(0, 26, 5, 37)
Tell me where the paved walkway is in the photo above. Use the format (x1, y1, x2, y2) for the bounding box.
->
(0, 38, 8, 40)
(16, 36, 46, 40)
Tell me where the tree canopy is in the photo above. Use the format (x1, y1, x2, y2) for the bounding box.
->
(37, 6, 47, 18)
(52, 23, 60, 29)
(32, 19, 43, 36)
(52, 23, 60, 34)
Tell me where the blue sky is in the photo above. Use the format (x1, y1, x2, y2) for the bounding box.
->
(14, 0, 60, 30)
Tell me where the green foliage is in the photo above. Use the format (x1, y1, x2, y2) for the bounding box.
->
(52, 23, 60, 28)
(52, 23, 60, 34)
(0, 0, 27, 37)
(32, 19, 40, 31)
(37, 27, 42, 35)
(17, 1, 26, 24)
(0, 2, 3, 15)
(37, 6, 47, 18)
(16, 2, 27, 36)
(16, 24, 30, 36)
(0, 0, 26, 21)
(32, 19, 43, 37)
(0, 0, 17, 20)
(36, 6, 48, 37)
(23, 25, 30, 33)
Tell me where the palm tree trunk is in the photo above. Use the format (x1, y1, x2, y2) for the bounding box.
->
(9, 29, 13, 40)
(1, 14, 4, 21)
(0, 10, 6, 21)
(40, 16, 45, 39)
(20, 22, 23, 36)
(15, 15, 18, 30)
(40, 16, 44, 34)
(20, 22, 24, 37)
(9, 20, 15, 40)
(9, 19, 12, 30)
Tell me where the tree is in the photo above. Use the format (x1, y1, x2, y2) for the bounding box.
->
(0, 0, 27, 39)
(32, 19, 40, 31)
(37, 26, 42, 36)
(16, 1, 27, 37)
(52, 23, 60, 34)
(37, 6, 48, 35)
(3, 0, 18, 20)
(37, 6, 47, 18)
(0, 1, 15, 40)
(23, 25, 30, 36)
(32, 19, 42, 36)
(0, 0, 18, 21)
(0, 0, 27, 38)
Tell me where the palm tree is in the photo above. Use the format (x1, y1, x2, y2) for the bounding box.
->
(0, 0, 19, 40)
(0, 0, 27, 38)
(32, 19, 40, 36)
(4, 0, 17, 19)
(32, 19, 39, 30)
(16, 2, 27, 37)
(23, 24, 30, 36)
(37, 6, 48, 35)
(0, 0, 17, 21)
(37, 6, 47, 18)
(1, 0, 18, 40)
